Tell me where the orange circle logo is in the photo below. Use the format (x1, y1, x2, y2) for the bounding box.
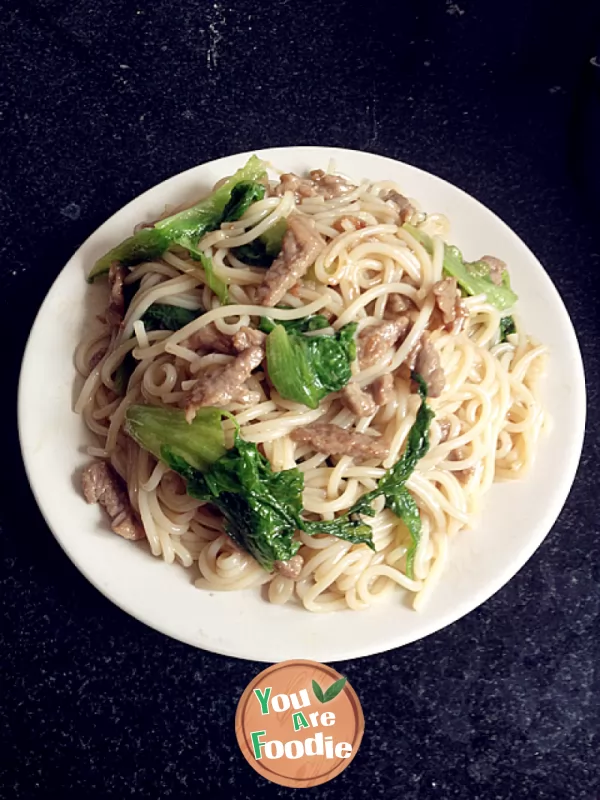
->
(235, 659, 364, 788)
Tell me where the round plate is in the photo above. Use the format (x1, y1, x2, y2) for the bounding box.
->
(18, 147, 586, 663)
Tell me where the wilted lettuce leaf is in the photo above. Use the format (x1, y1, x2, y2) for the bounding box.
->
(88, 155, 267, 281)
(349, 374, 434, 577)
(265, 321, 357, 409)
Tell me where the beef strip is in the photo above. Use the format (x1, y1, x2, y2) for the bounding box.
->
(184, 345, 264, 422)
(182, 323, 236, 355)
(452, 301, 469, 335)
(271, 170, 355, 201)
(358, 317, 410, 367)
(271, 173, 319, 200)
(82, 461, 145, 541)
(274, 555, 304, 579)
(183, 324, 266, 356)
(383, 190, 415, 223)
(479, 255, 506, 286)
(106, 262, 127, 328)
(414, 332, 445, 398)
(432, 277, 469, 334)
(386, 294, 415, 316)
(433, 278, 458, 326)
(256, 215, 326, 307)
(341, 382, 378, 418)
(232, 326, 267, 352)
(290, 424, 389, 460)
(230, 385, 261, 405)
(308, 169, 356, 199)
(369, 374, 394, 406)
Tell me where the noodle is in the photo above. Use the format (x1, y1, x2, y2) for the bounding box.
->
(75, 164, 547, 613)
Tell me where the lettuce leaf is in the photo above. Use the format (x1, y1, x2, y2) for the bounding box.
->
(349, 374, 434, 577)
(222, 181, 266, 222)
(141, 303, 203, 332)
(259, 314, 330, 335)
(127, 408, 374, 571)
(174, 239, 228, 304)
(499, 315, 517, 342)
(404, 223, 518, 312)
(233, 218, 287, 267)
(88, 155, 267, 281)
(125, 406, 226, 471)
(265, 321, 357, 409)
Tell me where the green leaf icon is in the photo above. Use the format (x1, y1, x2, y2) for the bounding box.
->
(312, 679, 325, 703)
(323, 677, 347, 703)
(312, 676, 347, 704)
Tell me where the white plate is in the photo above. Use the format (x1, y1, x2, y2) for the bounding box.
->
(18, 147, 586, 663)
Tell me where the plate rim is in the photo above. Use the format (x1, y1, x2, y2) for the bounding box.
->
(17, 146, 587, 662)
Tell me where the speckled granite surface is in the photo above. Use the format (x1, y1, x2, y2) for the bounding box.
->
(1, 1, 599, 798)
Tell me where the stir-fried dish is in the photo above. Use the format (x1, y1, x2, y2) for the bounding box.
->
(75, 156, 547, 612)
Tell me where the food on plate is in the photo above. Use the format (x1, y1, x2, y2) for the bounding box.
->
(74, 156, 547, 612)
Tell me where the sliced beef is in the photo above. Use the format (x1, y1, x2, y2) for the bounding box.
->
(369, 374, 394, 406)
(308, 169, 356, 199)
(271, 173, 319, 200)
(414, 332, 445, 398)
(383, 190, 415, 223)
(342, 375, 395, 416)
(106, 263, 127, 328)
(386, 294, 415, 316)
(433, 278, 458, 326)
(230, 385, 261, 405)
(232, 326, 267, 352)
(290, 424, 389, 460)
(341, 382, 378, 418)
(183, 322, 267, 356)
(184, 345, 264, 422)
(82, 461, 145, 541)
(274, 555, 304, 579)
(183, 323, 236, 355)
(271, 170, 355, 201)
(432, 277, 468, 333)
(358, 318, 410, 367)
(256, 215, 326, 307)
(406, 338, 421, 372)
(479, 255, 506, 286)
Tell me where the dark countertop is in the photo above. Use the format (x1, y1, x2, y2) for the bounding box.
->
(1, 1, 599, 798)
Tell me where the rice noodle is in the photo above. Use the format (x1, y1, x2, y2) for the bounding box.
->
(75, 165, 547, 613)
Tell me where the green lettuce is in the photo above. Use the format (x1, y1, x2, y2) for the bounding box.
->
(175, 240, 228, 305)
(404, 223, 517, 312)
(126, 406, 374, 571)
(125, 406, 226, 472)
(222, 181, 266, 222)
(259, 314, 330, 335)
(349, 374, 434, 577)
(233, 218, 287, 267)
(141, 303, 203, 332)
(265, 321, 357, 409)
(88, 155, 267, 281)
(499, 315, 517, 342)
